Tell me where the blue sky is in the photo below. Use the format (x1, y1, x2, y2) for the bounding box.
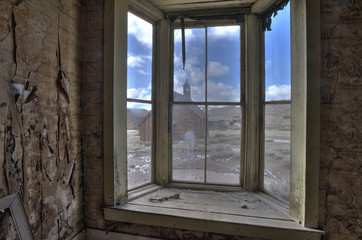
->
(127, 3, 290, 106)
(174, 26, 241, 102)
(265, 2, 291, 101)
(127, 12, 153, 104)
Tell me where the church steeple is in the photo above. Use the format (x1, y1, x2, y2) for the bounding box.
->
(183, 79, 191, 100)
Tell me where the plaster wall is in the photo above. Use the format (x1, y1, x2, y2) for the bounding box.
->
(0, 0, 84, 239)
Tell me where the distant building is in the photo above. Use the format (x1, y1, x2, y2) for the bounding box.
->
(139, 79, 206, 141)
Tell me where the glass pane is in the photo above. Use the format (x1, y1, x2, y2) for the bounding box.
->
(265, 2, 290, 101)
(174, 28, 205, 102)
(207, 106, 241, 184)
(264, 104, 290, 202)
(172, 105, 206, 182)
(127, 102, 152, 189)
(127, 12, 152, 100)
(207, 26, 240, 102)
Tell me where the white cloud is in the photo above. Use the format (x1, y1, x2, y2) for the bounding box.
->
(127, 53, 146, 68)
(208, 26, 239, 41)
(137, 69, 148, 75)
(127, 88, 151, 100)
(174, 29, 199, 43)
(128, 12, 153, 48)
(265, 85, 291, 101)
(207, 61, 229, 77)
(207, 81, 240, 102)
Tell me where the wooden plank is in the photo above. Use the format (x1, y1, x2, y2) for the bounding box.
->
(290, 0, 307, 224)
(127, 189, 289, 220)
(0, 193, 34, 240)
(158, 2, 253, 12)
(155, 19, 170, 185)
(104, 0, 128, 205)
(244, 14, 260, 191)
(166, 182, 245, 192)
(251, 0, 279, 15)
(129, 200, 289, 221)
(10, 194, 34, 240)
(129, 0, 164, 22)
(86, 228, 161, 240)
(105, 206, 322, 240)
(150, 0, 256, 5)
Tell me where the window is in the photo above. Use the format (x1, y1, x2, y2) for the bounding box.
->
(172, 25, 243, 185)
(262, 3, 291, 202)
(126, 12, 153, 190)
(104, 0, 321, 238)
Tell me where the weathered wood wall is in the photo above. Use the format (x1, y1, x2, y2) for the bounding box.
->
(0, 0, 84, 239)
(319, 0, 362, 240)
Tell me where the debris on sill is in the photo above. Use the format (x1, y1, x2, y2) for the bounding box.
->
(149, 194, 180, 203)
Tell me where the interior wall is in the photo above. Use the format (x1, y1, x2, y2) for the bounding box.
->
(319, 0, 362, 239)
(0, 0, 84, 239)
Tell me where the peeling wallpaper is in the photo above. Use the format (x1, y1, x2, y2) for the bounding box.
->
(0, 0, 83, 239)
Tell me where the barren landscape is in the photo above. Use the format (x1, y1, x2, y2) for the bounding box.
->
(127, 104, 290, 202)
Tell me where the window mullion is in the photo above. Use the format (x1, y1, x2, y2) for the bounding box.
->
(204, 27, 208, 183)
(155, 19, 170, 186)
(244, 14, 261, 191)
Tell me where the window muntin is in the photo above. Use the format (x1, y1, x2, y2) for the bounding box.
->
(172, 25, 242, 185)
(127, 12, 153, 189)
(263, 3, 291, 202)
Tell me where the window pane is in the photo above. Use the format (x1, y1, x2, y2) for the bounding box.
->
(207, 26, 240, 102)
(206, 106, 241, 184)
(264, 3, 290, 101)
(264, 104, 290, 202)
(127, 102, 152, 189)
(172, 105, 206, 182)
(174, 28, 205, 102)
(127, 12, 152, 101)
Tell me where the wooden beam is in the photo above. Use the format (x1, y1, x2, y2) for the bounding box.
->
(129, 0, 164, 22)
(251, 0, 279, 15)
(244, 14, 261, 191)
(290, 0, 321, 228)
(104, 0, 128, 205)
(155, 19, 170, 185)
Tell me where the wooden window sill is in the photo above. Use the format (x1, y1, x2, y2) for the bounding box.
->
(104, 185, 323, 240)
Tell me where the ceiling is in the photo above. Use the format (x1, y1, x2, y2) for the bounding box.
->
(147, 0, 258, 14)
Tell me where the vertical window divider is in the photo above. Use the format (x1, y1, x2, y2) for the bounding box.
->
(240, 22, 246, 186)
(204, 26, 208, 183)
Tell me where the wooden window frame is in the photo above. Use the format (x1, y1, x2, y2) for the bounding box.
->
(169, 21, 245, 187)
(0, 192, 34, 240)
(103, 0, 321, 237)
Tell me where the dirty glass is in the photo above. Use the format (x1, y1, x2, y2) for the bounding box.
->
(127, 12, 153, 189)
(172, 105, 206, 182)
(174, 28, 205, 102)
(127, 102, 152, 189)
(127, 12, 153, 101)
(264, 2, 290, 101)
(206, 106, 241, 184)
(207, 26, 240, 102)
(264, 104, 291, 202)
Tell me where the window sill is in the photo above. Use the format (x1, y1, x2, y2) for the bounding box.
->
(104, 185, 323, 240)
